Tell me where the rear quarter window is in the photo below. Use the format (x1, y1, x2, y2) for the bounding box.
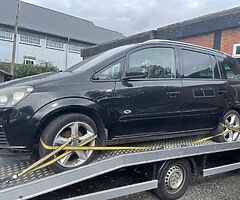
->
(217, 56, 240, 80)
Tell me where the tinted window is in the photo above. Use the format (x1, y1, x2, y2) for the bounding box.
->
(182, 50, 217, 79)
(237, 58, 240, 64)
(129, 48, 176, 79)
(92, 61, 123, 80)
(236, 46, 240, 55)
(218, 56, 240, 80)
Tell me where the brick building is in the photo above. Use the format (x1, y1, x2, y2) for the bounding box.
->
(82, 6, 240, 62)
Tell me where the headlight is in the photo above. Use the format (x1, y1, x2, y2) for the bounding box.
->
(0, 86, 33, 107)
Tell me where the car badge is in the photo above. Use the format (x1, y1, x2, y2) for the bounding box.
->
(123, 110, 132, 114)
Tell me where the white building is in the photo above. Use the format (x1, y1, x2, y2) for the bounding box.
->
(0, 0, 124, 70)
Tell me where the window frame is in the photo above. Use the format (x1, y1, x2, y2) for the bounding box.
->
(210, 53, 223, 80)
(91, 57, 125, 82)
(0, 30, 13, 41)
(180, 47, 220, 80)
(46, 39, 64, 51)
(20, 34, 41, 46)
(233, 43, 240, 58)
(69, 44, 82, 54)
(24, 58, 36, 65)
(124, 44, 179, 81)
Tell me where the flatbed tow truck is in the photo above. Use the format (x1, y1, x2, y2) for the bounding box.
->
(0, 134, 240, 200)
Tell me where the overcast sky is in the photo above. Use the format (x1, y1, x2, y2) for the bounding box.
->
(22, 0, 240, 36)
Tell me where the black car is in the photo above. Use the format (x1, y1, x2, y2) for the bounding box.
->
(0, 40, 240, 172)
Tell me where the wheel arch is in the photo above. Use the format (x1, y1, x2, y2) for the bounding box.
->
(32, 98, 109, 148)
(217, 106, 240, 127)
(231, 107, 240, 115)
(155, 158, 195, 180)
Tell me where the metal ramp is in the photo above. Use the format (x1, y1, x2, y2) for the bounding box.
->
(0, 136, 239, 200)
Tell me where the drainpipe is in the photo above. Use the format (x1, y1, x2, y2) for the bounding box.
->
(65, 37, 70, 70)
(11, 0, 21, 75)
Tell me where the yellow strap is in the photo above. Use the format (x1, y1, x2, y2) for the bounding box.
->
(30, 151, 72, 173)
(15, 124, 240, 179)
(34, 137, 156, 173)
(192, 130, 231, 144)
(18, 136, 95, 177)
(18, 136, 76, 177)
(220, 123, 240, 133)
(192, 123, 240, 144)
(40, 137, 156, 151)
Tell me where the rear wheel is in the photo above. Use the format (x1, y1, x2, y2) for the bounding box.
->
(39, 113, 99, 172)
(155, 159, 191, 200)
(214, 110, 240, 142)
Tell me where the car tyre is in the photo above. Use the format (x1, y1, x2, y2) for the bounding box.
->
(39, 113, 100, 173)
(155, 159, 191, 200)
(213, 110, 240, 142)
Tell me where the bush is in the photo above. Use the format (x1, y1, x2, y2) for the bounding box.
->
(14, 64, 59, 79)
(0, 62, 11, 73)
(0, 62, 59, 79)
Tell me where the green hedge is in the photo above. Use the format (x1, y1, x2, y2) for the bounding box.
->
(0, 62, 59, 79)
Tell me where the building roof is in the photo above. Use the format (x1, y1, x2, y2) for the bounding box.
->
(159, 6, 240, 30)
(82, 6, 240, 57)
(156, 6, 240, 39)
(0, 0, 124, 44)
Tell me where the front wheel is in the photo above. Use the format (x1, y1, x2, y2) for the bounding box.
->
(155, 159, 191, 200)
(214, 110, 240, 142)
(39, 113, 99, 173)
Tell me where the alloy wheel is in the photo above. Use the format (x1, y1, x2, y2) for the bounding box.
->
(53, 121, 96, 168)
(223, 113, 240, 142)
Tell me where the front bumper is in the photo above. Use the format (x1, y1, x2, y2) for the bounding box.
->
(0, 108, 36, 150)
(0, 125, 9, 147)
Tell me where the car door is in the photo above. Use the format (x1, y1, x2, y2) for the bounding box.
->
(111, 45, 184, 142)
(90, 57, 126, 137)
(217, 54, 240, 109)
(180, 48, 229, 132)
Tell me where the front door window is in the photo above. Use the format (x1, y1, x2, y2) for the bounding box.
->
(128, 47, 176, 79)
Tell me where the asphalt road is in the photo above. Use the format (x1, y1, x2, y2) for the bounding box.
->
(115, 170, 240, 200)
(0, 152, 240, 200)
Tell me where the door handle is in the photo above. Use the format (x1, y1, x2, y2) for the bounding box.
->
(167, 91, 181, 98)
(217, 89, 227, 95)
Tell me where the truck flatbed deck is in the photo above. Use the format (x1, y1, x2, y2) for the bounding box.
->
(0, 136, 240, 200)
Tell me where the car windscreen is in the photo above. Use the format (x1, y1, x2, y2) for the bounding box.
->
(66, 44, 134, 72)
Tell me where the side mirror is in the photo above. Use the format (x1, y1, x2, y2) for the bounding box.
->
(124, 68, 148, 80)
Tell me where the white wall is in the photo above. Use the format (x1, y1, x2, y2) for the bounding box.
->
(68, 51, 83, 67)
(17, 36, 44, 65)
(0, 34, 83, 70)
(44, 47, 66, 69)
(0, 40, 12, 63)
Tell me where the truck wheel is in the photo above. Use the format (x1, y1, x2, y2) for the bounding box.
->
(39, 113, 99, 173)
(214, 110, 240, 142)
(155, 159, 191, 200)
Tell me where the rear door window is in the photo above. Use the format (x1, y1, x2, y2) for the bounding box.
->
(182, 50, 219, 79)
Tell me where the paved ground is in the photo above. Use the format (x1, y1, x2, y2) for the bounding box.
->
(0, 151, 240, 200)
(115, 170, 240, 200)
